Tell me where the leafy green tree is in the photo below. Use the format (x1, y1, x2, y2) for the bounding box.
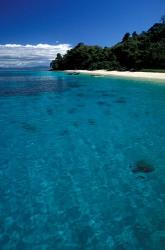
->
(50, 53, 63, 70)
(132, 31, 138, 38)
(122, 32, 130, 42)
(50, 18, 165, 71)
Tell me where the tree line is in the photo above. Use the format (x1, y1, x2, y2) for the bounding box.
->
(50, 18, 165, 71)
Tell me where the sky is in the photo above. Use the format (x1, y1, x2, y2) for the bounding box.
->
(0, 0, 164, 67)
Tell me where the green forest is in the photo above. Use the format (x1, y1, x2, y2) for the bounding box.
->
(50, 19, 165, 71)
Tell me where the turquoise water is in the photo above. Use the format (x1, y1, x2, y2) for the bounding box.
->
(0, 69, 165, 250)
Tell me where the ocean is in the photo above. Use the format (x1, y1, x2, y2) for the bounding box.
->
(0, 69, 165, 249)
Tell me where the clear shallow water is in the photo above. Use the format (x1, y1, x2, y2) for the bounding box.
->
(0, 69, 165, 250)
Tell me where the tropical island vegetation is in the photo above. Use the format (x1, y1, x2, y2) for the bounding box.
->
(50, 17, 165, 71)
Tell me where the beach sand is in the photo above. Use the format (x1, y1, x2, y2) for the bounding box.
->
(65, 70, 165, 81)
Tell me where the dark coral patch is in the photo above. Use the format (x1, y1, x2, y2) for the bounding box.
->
(96, 100, 111, 107)
(21, 122, 37, 132)
(115, 97, 127, 104)
(69, 82, 83, 88)
(68, 108, 77, 114)
(76, 93, 85, 97)
(96, 101, 106, 106)
(101, 92, 116, 97)
(88, 119, 96, 125)
(46, 108, 54, 116)
(131, 160, 155, 173)
(59, 129, 70, 136)
(72, 121, 80, 128)
(101, 93, 114, 97)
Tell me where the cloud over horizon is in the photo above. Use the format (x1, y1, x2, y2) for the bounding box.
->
(0, 43, 72, 68)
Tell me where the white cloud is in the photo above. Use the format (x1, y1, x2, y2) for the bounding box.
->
(0, 43, 72, 68)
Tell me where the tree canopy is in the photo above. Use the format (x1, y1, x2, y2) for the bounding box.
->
(50, 20, 165, 71)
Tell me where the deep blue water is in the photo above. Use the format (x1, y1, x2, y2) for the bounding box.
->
(0, 69, 165, 250)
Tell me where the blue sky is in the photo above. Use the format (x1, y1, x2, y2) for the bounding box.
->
(0, 0, 164, 67)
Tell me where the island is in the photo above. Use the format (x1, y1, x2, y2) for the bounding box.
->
(50, 18, 165, 80)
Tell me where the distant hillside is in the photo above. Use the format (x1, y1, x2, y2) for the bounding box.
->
(50, 20, 165, 71)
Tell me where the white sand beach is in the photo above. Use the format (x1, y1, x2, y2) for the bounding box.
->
(65, 70, 165, 81)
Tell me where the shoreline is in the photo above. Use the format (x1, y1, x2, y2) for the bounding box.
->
(65, 70, 165, 81)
